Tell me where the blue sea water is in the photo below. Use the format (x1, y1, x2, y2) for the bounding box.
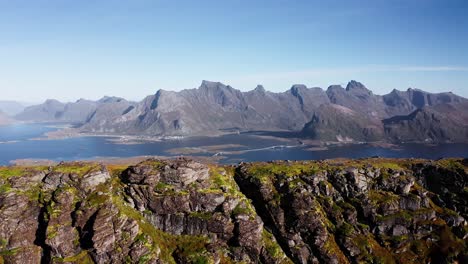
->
(0, 124, 467, 165)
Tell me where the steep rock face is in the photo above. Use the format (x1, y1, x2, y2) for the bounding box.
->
(302, 104, 384, 142)
(234, 159, 468, 264)
(78, 97, 137, 133)
(326, 81, 387, 119)
(383, 102, 468, 143)
(383, 88, 467, 116)
(15, 99, 66, 122)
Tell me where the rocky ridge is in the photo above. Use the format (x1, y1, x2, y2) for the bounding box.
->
(0, 158, 467, 263)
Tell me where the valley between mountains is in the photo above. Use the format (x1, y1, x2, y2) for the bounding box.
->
(0, 158, 467, 263)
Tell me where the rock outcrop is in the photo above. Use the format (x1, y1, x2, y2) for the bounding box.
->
(235, 159, 468, 263)
(1, 158, 467, 263)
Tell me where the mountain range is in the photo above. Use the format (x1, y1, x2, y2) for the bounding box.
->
(12, 80, 468, 143)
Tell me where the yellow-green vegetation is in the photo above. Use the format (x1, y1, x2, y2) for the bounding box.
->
(435, 158, 466, 172)
(53, 162, 101, 177)
(105, 164, 130, 176)
(0, 167, 29, 179)
(209, 166, 256, 217)
(323, 158, 408, 170)
(0, 165, 47, 179)
(368, 190, 400, 206)
(246, 162, 320, 182)
(189, 211, 212, 220)
(60, 250, 94, 264)
(137, 159, 166, 168)
(0, 166, 48, 195)
(208, 166, 237, 193)
(262, 229, 292, 264)
(322, 234, 349, 264)
(353, 234, 396, 264)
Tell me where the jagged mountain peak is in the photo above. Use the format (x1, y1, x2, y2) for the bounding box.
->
(254, 84, 265, 92)
(326, 84, 345, 92)
(289, 84, 308, 95)
(98, 96, 126, 103)
(345, 80, 368, 91)
(44, 99, 62, 105)
(200, 80, 228, 89)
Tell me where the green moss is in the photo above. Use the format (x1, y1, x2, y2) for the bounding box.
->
(173, 235, 210, 261)
(435, 159, 465, 171)
(232, 203, 252, 216)
(353, 235, 396, 264)
(372, 162, 403, 171)
(61, 251, 94, 264)
(189, 211, 212, 220)
(17, 185, 42, 201)
(391, 235, 409, 245)
(138, 254, 153, 264)
(322, 234, 348, 263)
(368, 190, 400, 206)
(0, 248, 18, 256)
(288, 178, 307, 190)
(46, 224, 60, 239)
(337, 222, 355, 236)
(209, 166, 239, 194)
(261, 229, 292, 263)
(0, 167, 29, 179)
(246, 162, 320, 185)
(0, 239, 7, 250)
(0, 184, 11, 194)
(189, 255, 209, 264)
(154, 182, 174, 192)
(377, 210, 413, 222)
(87, 192, 109, 207)
(138, 159, 166, 168)
(53, 162, 100, 177)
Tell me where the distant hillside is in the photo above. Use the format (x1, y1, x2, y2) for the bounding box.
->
(15, 97, 136, 125)
(0, 111, 12, 125)
(0, 101, 27, 116)
(383, 102, 468, 143)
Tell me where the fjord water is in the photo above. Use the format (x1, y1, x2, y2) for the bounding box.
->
(0, 124, 467, 165)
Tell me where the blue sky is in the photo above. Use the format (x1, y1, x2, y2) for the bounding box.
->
(1, 0, 468, 102)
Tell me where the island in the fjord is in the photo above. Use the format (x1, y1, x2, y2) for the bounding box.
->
(0, 158, 467, 263)
(11, 80, 468, 144)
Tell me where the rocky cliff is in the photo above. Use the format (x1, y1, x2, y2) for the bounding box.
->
(0, 158, 467, 263)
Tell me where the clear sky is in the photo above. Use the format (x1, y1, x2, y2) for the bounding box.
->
(1, 0, 468, 102)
